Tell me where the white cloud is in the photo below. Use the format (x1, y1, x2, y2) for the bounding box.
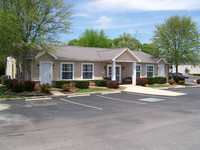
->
(85, 0, 200, 12)
(73, 13, 91, 18)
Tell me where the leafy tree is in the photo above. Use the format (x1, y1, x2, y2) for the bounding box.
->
(141, 43, 161, 57)
(68, 29, 112, 48)
(0, 0, 73, 81)
(153, 15, 200, 74)
(68, 39, 79, 46)
(112, 32, 142, 51)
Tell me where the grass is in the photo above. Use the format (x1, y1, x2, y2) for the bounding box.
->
(148, 84, 171, 88)
(190, 75, 200, 78)
(77, 88, 108, 93)
(0, 86, 30, 99)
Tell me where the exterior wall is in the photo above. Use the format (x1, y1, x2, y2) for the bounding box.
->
(31, 53, 106, 82)
(122, 62, 169, 78)
(170, 65, 200, 74)
(116, 51, 138, 61)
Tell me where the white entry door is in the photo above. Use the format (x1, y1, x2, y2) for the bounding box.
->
(40, 62, 52, 85)
(107, 65, 121, 83)
(158, 65, 165, 77)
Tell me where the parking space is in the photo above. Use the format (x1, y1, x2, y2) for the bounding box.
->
(1, 87, 200, 150)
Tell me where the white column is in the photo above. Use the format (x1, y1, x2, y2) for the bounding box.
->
(132, 62, 136, 85)
(111, 61, 116, 80)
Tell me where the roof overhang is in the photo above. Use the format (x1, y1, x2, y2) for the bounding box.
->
(35, 51, 58, 60)
(157, 58, 168, 64)
(112, 48, 141, 62)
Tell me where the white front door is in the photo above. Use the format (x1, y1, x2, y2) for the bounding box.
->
(107, 65, 121, 83)
(158, 65, 165, 77)
(40, 62, 52, 85)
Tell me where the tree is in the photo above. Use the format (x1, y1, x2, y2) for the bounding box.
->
(68, 29, 112, 48)
(141, 43, 161, 57)
(112, 32, 142, 51)
(153, 15, 200, 74)
(0, 0, 73, 81)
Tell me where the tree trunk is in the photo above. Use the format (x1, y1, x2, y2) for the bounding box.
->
(16, 59, 21, 82)
(21, 55, 26, 83)
(176, 64, 178, 75)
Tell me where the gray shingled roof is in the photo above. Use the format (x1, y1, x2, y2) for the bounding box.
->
(34, 46, 167, 64)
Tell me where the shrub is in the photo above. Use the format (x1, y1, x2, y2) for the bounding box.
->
(145, 77, 155, 84)
(178, 80, 185, 85)
(95, 80, 107, 87)
(173, 75, 185, 83)
(55, 81, 70, 88)
(0, 78, 1, 84)
(106, 80, 119, 89)
(168, 79, 175, 85)
(136, 78, 148, 86)
(62, 83, 70, 91)
(24, 80, 35, 91)
(5, 79, 13, 86)
(8, 80, 18, 90)
(13, 82, 24, 93)
(154, 77, 167, 84)
(39, 83, 51, 93)
(74, 81, 89, 89)
(196, 79, 200, 84)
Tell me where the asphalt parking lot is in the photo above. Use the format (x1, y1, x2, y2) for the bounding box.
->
(1, 87, 200, 150)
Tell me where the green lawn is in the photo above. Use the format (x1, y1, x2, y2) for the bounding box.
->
(0, 87, 27, 99)
(77, 88, 108, 93)
(148, 84, 171, 88)
(190, 75, 200, 78)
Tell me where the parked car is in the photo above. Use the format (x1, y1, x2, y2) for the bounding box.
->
(182, 73, 190, 79)
(169, 72, 186, 79)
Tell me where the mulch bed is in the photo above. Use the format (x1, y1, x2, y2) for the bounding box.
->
(4, 89, 49, 96)
(61, 85, 126, 94)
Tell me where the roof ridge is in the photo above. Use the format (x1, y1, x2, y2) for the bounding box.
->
(97, 47, 126, 53)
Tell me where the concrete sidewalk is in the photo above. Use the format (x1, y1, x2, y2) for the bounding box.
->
(121, 85, 186, 96)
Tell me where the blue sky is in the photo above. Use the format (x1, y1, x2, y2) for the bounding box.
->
(62, 0, 200, 44)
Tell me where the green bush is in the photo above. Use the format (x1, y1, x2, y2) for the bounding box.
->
(55, 81, 70, 88)
(62, 83, 70, 91)
(39, 83, 51, 93)
(5, 79, 12, 86)
(95, 80, 107, 87)
(74, 81, 89, 89)
(178, 80, 185, 85)
(145, 77, 155, 84)
(154, 77, 167, 84)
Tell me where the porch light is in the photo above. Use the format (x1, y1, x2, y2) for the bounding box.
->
(104, 66, 106, 70)
(53, 64, 55, 69)
(122, 66, 125, 70)
(37, 64, 40, 69)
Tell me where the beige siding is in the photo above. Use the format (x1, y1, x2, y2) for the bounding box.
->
(32, 53, 106, 81)
(123, 63, 132, 78)
(116, 51, 138, 61)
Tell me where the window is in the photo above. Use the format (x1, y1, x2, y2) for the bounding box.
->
(82, 63, 94, 79)
(146, 65, 154, 77)
(136, 65, 141, 78)
(61, 63, 74, 80)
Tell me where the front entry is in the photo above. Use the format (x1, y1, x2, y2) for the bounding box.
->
(158, 65, 165, 77)
(107, 65, 121, 83)
(40, 61, 52, 85)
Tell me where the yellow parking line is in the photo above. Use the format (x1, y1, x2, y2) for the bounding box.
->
(60, 98, 103, 110)
(97, 95, 146, 104)
(126, 92, 176, 100)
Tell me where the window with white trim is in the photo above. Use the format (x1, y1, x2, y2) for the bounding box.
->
(61, 63, 73, 79)
(82, 64, 93, 79)
(146, 65, 154, 77)
(136, 65, 141, 78)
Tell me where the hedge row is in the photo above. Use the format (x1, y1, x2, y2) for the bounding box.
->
(144, 77, 167, 84)
(55, 81, 70, 88)
(7, 80, 35, 93)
